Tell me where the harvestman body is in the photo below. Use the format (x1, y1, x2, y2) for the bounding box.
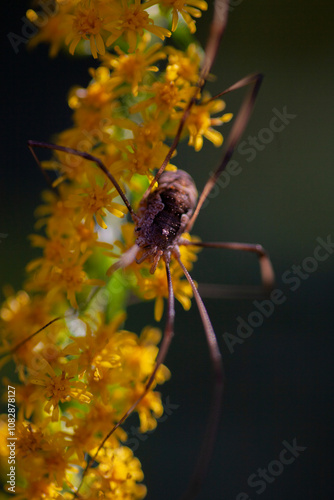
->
(119, 170, 198, 274)
(24, 1, 275, 498)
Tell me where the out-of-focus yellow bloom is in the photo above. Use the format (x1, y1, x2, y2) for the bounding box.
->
(65, 172, 127, 229)
(26, 2, 73, 57)
(86, 443, 147, 499)
(105, 0, 171, 53)
(137, 263, 194, 321)
(160, 0, 208, 33)
(102, 35, 166, 96)
(166, 43, 202, 86)
(0, 290, 51, 343)
(28, 361, 93, 421)
(65, 1, 111, 58)
(130, 79, 193, 119)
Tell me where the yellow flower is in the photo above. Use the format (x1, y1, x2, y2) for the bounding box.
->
(179, 232, 202, 270)
(136, 262, 193, 321)
(34, 186, 75, 233)
(15, 428, 80, 490)
(87, 444, 147, 499)
(166, 43, 201, 86)
(41, 129, 108, 186)
(119, 140, 174, 177)
(26, 3, 73, 57)
(62, 312, 126, 376)
(13, 479, 63, 500)
(75, 220, 101, 252)
(0, 291, 64, 380)
(121, 326, 170, 384)
(7, 381, 38, 420)
(131, 383, 165, 432)
(105, 0, 171, 53)
(68, 66, 125, 132)
(102, 35, 166, 96)
(29, 361, 93, 421)
(63, 401, 127, 461)
(16, 421, 46, 458)
(130, 79, 192, 119)
(65, 171, 127, 229)
(27, 234, 76, 278)
(49, 251, 105, 309)
(65, 1, 111, 58)
(26, 243, 104, 309)
(0, 290, 51, 343)
(160, 0, 208, 33)
(71, 66, 114, 109)
(177, 96, 233, 151)
(131, 111, 168, 147)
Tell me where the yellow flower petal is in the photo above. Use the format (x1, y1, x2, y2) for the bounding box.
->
(154, 296, 164, 322)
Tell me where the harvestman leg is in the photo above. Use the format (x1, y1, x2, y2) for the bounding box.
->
(75, 261, 176, 494)
(6, 317, 62, 355)
(176, 253, 224, 500)
(186, 72, 263, 233)
(174, 242, 274, 499)
(27, 141, 136, 221)
(180, 240, 275, 292)
(142, 0, 230, 199)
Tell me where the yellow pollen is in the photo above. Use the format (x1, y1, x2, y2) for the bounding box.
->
(124, 7, 150, 31)
(73, 9, 102, 36)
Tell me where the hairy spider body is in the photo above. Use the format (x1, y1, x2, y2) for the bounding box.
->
(134, 170, 198, 272)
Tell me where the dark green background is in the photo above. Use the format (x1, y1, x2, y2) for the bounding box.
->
(1, 1, 333, 499)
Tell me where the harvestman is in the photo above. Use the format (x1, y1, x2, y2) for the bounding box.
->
(25, 0, 275, 498)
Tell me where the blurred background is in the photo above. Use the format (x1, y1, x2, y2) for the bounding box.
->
(1, 1, 333, 499)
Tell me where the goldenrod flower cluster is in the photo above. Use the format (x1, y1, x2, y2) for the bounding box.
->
(27, 0, 209, 57)
(1, 1, 232, 498)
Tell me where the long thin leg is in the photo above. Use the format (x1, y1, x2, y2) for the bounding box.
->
(1, 317, 63, 357)
(27, 142, 57, 189)
(198, 283, 272, 300)
(175, 253, 224, 500)
(27, 140, 137, 221)
(180, 240, 275, 291)
(4, 284, 105, 356)
(142, 0, 230, 200)
(186, 73, 263, 232)
(75, 260, 175, 496)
